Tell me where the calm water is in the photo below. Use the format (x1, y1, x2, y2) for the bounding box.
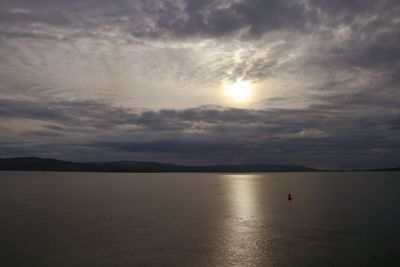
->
(0, 172, 399, 266)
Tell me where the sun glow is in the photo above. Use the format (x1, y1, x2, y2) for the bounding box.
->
(225, 79, 252, 102)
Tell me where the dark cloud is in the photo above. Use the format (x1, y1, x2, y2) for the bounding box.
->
(0, 0, 397, 42)
(93, 139, 237, 153)
(1, 98, 399, 168)
(1, 0, 398, 82)
(0, 0, 315, 40)
(153, 0, 315, 38)
(0, 0, 396, 37)
(0, 8, 70, 26)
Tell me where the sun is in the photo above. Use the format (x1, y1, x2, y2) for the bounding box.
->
(225, 79, 252, 102)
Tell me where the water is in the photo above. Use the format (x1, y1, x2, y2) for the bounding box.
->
(0, 172, 399, 266)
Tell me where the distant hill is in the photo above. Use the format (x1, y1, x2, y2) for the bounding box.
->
(0, 157, 317, 172)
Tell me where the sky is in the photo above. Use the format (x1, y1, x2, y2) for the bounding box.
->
(0, 0, 399, 169)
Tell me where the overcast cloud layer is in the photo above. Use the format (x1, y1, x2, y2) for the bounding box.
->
(0, 0, 399, 169)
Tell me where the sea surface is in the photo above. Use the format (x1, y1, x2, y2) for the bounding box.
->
(0, 172, 399, 266)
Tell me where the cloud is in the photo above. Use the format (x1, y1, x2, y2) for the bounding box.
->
(1, 98, 399, 168)
(0, 0, 399, 168)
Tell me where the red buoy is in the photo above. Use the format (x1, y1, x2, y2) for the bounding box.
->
(288, 193, 292, 201)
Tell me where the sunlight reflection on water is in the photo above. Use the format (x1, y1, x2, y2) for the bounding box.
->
(219, 174, 268, 265)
